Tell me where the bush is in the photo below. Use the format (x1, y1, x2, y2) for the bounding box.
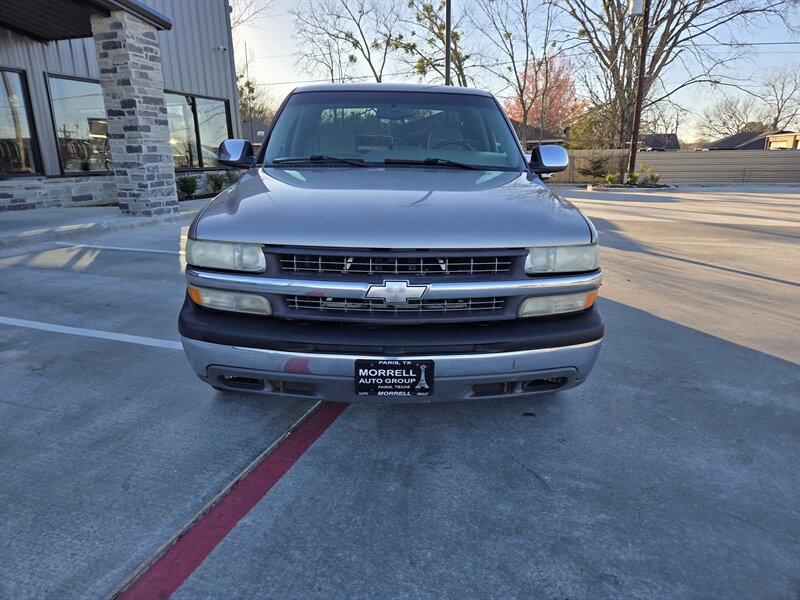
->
(626, 173, 639, 185)
(639, 163, 662, 184)
(223, 170, 243, 185)
(577, 156, 610, 181)
(176, 175, 197, 198)
(604, 172, 619, 184)
(206, 173, 224, 194)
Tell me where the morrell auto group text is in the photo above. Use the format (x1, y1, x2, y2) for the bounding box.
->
(357, 361, 430, 396)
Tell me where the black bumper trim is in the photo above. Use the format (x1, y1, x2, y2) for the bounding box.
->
(178, 295, 604, 356)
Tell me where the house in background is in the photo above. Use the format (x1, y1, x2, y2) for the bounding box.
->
(765, 132, 800, 150)
(0, 0, 240, 214)
(639, 133, 680, 151)
(622, 133, 680, 152)
(701, 130, 794, 151)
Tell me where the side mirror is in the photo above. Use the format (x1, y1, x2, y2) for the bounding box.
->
(529, 144, 569, 174)
(217, 139, 255, 168)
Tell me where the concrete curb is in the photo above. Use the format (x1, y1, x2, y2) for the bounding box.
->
(0, 209, 200, 249)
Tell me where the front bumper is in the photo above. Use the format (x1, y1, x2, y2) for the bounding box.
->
(182, 337, 602, 403)
(179, 298, 604, 403)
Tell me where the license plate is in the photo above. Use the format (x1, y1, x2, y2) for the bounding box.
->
(355, 359, 434, 397)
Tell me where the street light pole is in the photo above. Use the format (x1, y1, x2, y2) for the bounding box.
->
(626, 0, 650, 178)
(444, 0, 452, 85)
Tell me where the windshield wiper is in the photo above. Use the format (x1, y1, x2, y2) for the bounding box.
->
(383, 157, 479, 170)
(272, 155, 367, 167)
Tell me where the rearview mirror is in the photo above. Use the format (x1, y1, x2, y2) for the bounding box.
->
(529, 144, 569, 174)
(217, 139, 255, 168)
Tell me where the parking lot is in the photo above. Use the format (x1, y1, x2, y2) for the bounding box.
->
(1, 186, 798, 599)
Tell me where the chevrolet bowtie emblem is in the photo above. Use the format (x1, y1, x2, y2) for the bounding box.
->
(366, 280, 428, 304)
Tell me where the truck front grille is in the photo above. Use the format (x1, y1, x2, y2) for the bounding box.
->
(276, 252, 516, 277)
(284, 296, 507, 322)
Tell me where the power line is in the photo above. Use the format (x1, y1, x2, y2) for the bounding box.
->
(696, 41, 800, 47)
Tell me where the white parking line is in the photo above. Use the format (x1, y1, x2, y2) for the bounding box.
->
(54, 242, 180, 255)
(0, 316, 183, 350)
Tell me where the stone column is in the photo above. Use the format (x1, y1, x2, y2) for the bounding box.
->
(90, 11, 178, 216)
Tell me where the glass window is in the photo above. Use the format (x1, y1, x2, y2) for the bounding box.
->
(166, 93, 200, 169)
(48, 77, 110, 172)
(195, 97, 230, 168)
(264, 91, 525, 171)
(166, 93, 230, 169)
(0, 70, 38, 175)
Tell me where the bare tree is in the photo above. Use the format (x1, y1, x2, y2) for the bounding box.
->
(642, 100, 688, 135)
(754, 65, 800, 130)
(229, 0, 275, 31)
(561, 0, 796, 148)
(699, 65, 800, 138)
(293, 15, 357, 83)
(473, 0, 539, 140)
(700, 96, 765, 139)
(237, 75, 280, 125)
(290, 0, 401, 83)
(392, 0, 478, 87)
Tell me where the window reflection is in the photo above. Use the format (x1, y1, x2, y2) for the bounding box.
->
(48, 77, 110, 172)
(195, 98, 229, 168)
(166, 93, 199, 168)
(0, 70, 38, 174)
(166, 93, 230, 169)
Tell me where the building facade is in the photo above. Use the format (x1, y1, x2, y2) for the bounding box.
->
(0, 0, 240, 213)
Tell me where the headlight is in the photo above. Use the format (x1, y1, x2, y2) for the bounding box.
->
(188, 285, 272, 315)
(525, 244, 599, 274)
(185, 239, 266, 272)
(518, 291, 597, 318)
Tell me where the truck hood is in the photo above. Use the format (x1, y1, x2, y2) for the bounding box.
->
(192, 167, 592, 249)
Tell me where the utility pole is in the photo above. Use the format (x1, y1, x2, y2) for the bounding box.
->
(444, 0, 452, 85)
(626, 0, 650, 178)
(244, 41, 254, 144)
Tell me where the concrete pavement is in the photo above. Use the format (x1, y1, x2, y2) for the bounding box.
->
(0, 199, 207, 249)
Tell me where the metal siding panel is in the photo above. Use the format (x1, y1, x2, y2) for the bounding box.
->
(192, 6, 210, 94)
(221, 0, 240, 136)
(553, 149, 800, 184)
(155, 0, 234, 99)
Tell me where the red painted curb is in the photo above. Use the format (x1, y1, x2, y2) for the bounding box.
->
(119, 402, 348, 600)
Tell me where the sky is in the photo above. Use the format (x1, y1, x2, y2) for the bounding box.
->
(232, 0, 800, 142)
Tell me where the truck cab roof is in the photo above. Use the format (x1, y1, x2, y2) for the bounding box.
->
(291, 83, 493, 97)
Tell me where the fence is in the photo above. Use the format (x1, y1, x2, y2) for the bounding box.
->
(550, 149, 800, 185)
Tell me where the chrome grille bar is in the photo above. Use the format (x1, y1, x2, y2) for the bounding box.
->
(278, 254, 515, 276)
(286, 296, 505, 315)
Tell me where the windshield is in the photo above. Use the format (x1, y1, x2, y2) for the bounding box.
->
(262, 90, 525, 171)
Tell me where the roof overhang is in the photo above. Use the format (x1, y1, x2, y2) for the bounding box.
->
(0, 0, 171, 43)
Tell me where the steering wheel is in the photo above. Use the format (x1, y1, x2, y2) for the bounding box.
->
(432, 140, 475, 151)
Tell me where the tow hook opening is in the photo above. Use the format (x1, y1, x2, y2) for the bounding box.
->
(218, 374, 265, 391)
(208, 366, 318, 396)
(471, 375, 570, 397)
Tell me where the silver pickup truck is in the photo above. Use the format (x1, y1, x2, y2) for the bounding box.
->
(179, 83, 603, 402)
